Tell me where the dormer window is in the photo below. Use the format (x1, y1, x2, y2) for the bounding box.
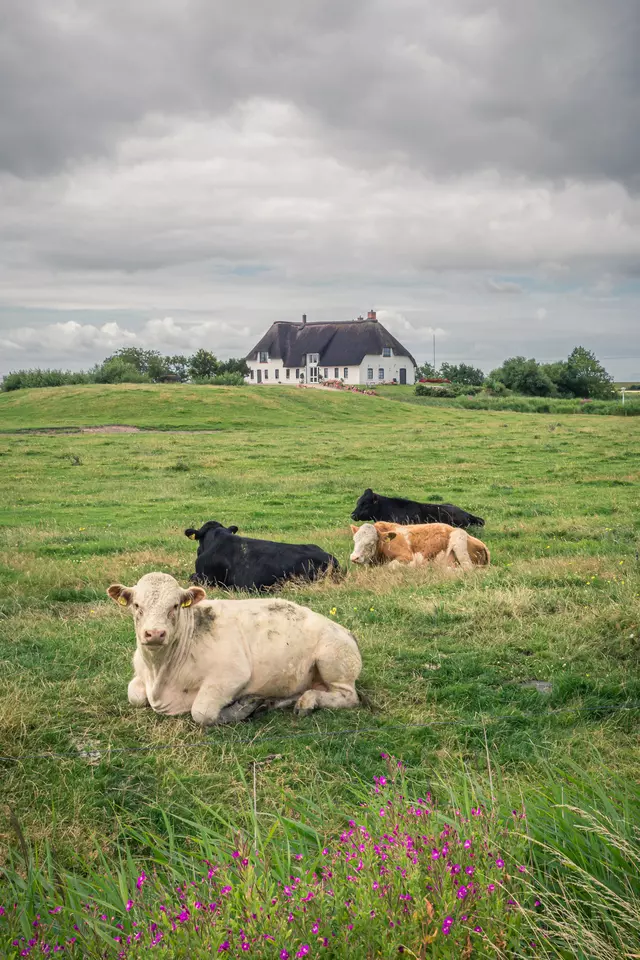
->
(259, 351, 268, 363)
(382, 347, 391, 357)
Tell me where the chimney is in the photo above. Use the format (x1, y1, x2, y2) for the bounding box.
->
(367, 309, 377, 321)
(301, 313, 307, 325)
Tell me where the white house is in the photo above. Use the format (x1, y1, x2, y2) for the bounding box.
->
(245, 311, 416, 386)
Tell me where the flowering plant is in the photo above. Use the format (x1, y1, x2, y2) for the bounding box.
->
(2, 755, 540, 958)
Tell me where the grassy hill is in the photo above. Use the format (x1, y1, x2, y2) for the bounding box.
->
(0, 382, 411, 431)
(0, 383, 639, 877)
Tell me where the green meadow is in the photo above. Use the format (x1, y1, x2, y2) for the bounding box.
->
(1, 384, 638, 870)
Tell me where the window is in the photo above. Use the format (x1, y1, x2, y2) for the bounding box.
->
(286, 368, 290, 379)
(343, 367, 348, 379)
(308, 353, 319, 364)
(296, 368, 300, 379)
(323, 368, 328, 379)
(378, 368, 384, 380)
(264, 370, 269, 380)
(334, 367, 339, 378)
(259, 351, 268, 363)
(275, 368, 279, 380)
(250, 369, 254, 380)
(367, 367, 373, 380)
(382, 347, 391, 357)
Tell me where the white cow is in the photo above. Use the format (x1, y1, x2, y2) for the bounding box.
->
(107, 572, 361, 725)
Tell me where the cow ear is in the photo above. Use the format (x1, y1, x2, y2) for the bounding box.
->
(108, 584, 133, 606)
(185, 528, 199, 540)
(364, 488, 373, 496)
(350, 524, 359, 534)
(382, 532, 397, 542)
(181, 585, 206, 608)
(228, 525, 239, 534)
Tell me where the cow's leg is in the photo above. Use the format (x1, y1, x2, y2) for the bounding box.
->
(128, 675, 148, 708)
(294, 647, 360, 717)
(217, 695, 298, 723)
(446, 529, 473, 571)
(191, 660, 252, 726)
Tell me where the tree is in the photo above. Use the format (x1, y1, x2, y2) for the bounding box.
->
(165, 355, 190, 382)
(491, 356, 555, 396)
(439, 362, 485, 386)
(103, 347, 162, 375)
(556, 346, 615, 399)
(92, 358, 150, 384)
(416, 362, 438, 379)
(217, 357, 250, 377)
(188, 349, 219, 380)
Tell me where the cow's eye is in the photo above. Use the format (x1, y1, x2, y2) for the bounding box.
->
(133, 602, 139, 610)
(172, 603, 179, 611)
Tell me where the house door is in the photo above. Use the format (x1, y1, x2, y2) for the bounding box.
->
(257, 369, 262, 384)
(307, 353, 319, 383)
(399, 368, 407, 385)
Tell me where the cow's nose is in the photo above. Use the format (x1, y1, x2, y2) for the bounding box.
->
(143, 629, 167, 644)
(350, 555, 361, 564)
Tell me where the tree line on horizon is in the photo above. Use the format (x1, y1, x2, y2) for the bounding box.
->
(416, 346, 617, 400)
(0, 348, 251, 392)
(0, 345, 621, 400)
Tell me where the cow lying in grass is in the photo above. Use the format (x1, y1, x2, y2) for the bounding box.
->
(351, 488, 484, 528)
(350, 521, 490, 570)
(107, 573, 361, 725)
(185, 520, 340, 590)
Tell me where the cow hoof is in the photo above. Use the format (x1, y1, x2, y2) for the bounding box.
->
(218, 697, 265, 723)
(294, 691, 317, 717)
(293, 704, 314, 718)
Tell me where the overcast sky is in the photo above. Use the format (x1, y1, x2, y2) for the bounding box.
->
(1, 0, 640, 378)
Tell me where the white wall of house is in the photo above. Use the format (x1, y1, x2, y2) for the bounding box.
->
(246, 354, 415, 385)
(246, 358, 288, 384)
(357, 353, 415, 385)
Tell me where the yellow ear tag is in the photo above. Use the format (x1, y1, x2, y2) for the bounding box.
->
(181, 598, 191, 608)
(189, 534, 197, 540)
(118, 597, 128, 606)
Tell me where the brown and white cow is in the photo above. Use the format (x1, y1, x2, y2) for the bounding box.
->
(107, 572, 361, 726)
(350, 521, 490, 570)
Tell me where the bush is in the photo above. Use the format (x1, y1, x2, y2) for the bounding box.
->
(411, 394, 640, 416)
(415, 383, 457, 398)
(91, 358, 151, 384)
(1, 369, 92, 392)
(194, 372, 246, 386)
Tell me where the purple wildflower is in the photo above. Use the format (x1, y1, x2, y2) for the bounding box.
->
(296, 946, 310, 958)
(495, 858, 505, 868)
(457, 886, 468, 900)
(135, 873, 146, 890)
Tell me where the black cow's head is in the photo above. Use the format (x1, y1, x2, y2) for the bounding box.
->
(185, 521, 239, 552)
(351, 488, 379, 521)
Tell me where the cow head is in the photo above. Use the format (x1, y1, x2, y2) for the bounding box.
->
(107, 573, 206, 650)
(351, 488, 379, 521)
(185, 521, 239, 552)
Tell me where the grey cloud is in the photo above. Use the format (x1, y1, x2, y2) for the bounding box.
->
(2, 0, 640, 185)
(487, 279, 524, 294)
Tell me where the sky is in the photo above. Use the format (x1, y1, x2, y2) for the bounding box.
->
(1, 0, 640, 378)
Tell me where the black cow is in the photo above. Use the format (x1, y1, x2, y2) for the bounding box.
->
(350, 489, 484, 528)
(184, 520, 340, 590)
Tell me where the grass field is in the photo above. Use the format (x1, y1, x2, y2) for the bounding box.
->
(1, 384, 639, 877)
